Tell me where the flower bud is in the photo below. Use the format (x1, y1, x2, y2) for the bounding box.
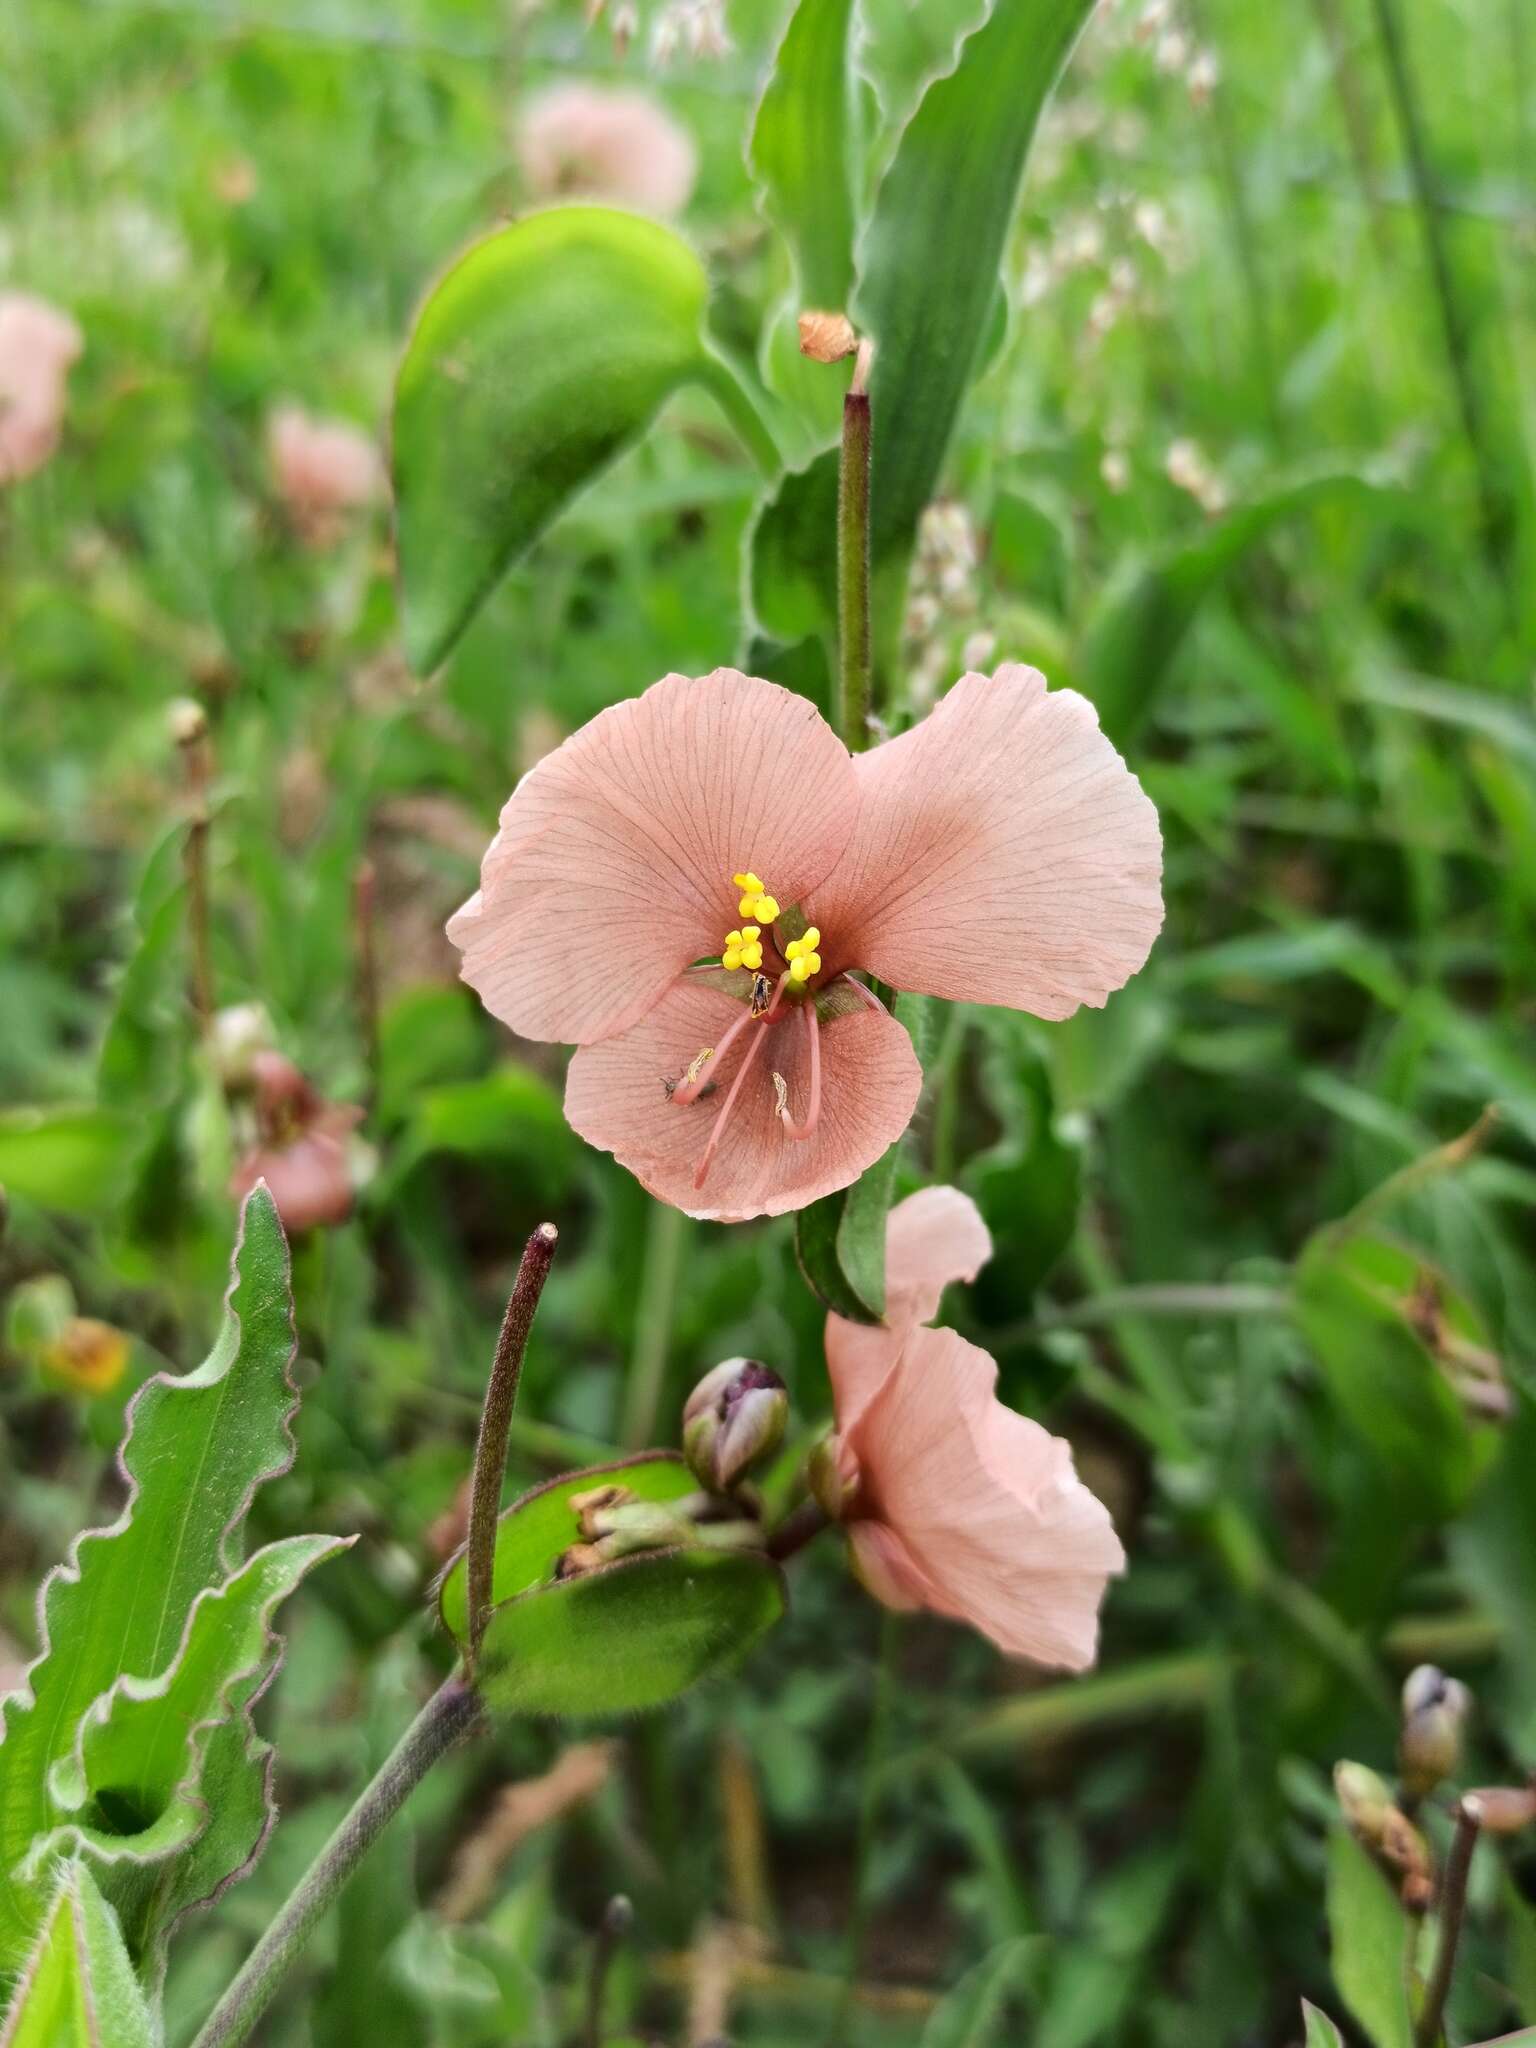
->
(1335, 1761, 1395, 1842)
(682, 1359, 787, 1494)
(1335, 1761, 1433, 1911)
(1398, 1665, 1471, 1805)
(808, 1434, 856, 1521)
(1462, 1785, 1536, 1834)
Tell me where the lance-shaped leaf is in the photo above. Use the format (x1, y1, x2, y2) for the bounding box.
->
(749, 0, 863, 444)
(854, 0, 1096, 673)
(394, 206, 771, 675)
(1077, 467, 1387, 746)
(473, 1548, 786, 1719)
(28, 1534, 348, 1959)
(1324, 1828, 1413, 2048)
(437, 1454, 699, 1644)
(750, 0, 860, 310)
(0, 1863, 154, 2048)
(0, 1187, 299, 1976)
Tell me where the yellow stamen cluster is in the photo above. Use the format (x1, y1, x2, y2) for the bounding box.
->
(733, 871, 780, 924)
(785, 927, 822, 984)
(721, 924, 763, 973)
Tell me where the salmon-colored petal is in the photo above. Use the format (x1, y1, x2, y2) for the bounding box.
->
(564, 978, 922, 1222)
(825, 1186, 992, 1438)
(230, 1132, 355, 1234)
(449, 670, 859, 1046)
(848, 1326, 1123, 1668)
(809, 666, 1163, 1020)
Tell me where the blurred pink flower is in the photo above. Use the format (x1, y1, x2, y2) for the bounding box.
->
(267, 403, 382, 544)
(450, 666, 1161, 1222)
(0, 292, 83, 486)
(229, 1050, 362, 1234)
(516, 84, 697, 217)
(824, 1187, 1124, 1667)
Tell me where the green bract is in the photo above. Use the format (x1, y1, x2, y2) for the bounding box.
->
(438, 1454, 784, 1717)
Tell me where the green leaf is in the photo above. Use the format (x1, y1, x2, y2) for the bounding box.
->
(378, 1065, 577, 1201)
(438, 1454, 698, 1644)
(966, 1017, 1081, 1313)
(750, 0, 860, 309)
(855, 0, 1095, 670)
(1302, 2002, 1347, 2048)
(747, 445, 840, 648)
(1295, 1229, 1492, 1520)
(393, 207, 712, 674)
(794, 990, 929, 1321)
(1077, 467, 1385, 747)
(1325, 1827, 1414, 2048)
(0, 1864, 154, 2048)
(33, 1536, 347, 1912)
(0, 1188, 300, 1975)
(473, 1548, 786, 1719)
(0, 1107, 136, 1215)
(920, 1937, 1036, 2048)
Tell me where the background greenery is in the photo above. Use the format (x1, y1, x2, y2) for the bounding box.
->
(2, 0, 1535, 2040)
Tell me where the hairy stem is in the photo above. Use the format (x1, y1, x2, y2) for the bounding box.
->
(837, 347, 873, 753)
(1414, 1802, 1480, 2048)
(189, 1679, 484, 2048)
(767, 1498, 828, 1562)
(467, 1223, 560, 1664)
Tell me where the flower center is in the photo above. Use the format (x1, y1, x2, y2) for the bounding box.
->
(718, 871, 824, 990)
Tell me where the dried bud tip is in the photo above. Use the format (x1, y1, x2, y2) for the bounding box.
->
(797, 310, 857, 363)
(1335, 1761, 1394, 1836)
(168, 697, 209, 746)
(1462, 1786, 1536, 1834)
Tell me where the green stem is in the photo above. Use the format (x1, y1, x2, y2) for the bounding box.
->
(466, 1223, 559, 1664)
(837, 372, 873, 753)
(1414, 1802, 1480, 2048)
(1027, 1282, 1293, 1333)
(826, 1609, 898, 2044)
(621, 1200, 690, 1450)
(1367, 0, 1512, 590)
(699, 348, 783, 479)
(189, 1679, 483, 2048)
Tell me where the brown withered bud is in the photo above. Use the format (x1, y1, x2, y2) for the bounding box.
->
(1398, 1665, 1472, 1807)
(1335, 1762, 1433, 1912)
(1462, 1785, 1536, 1834)
(797, 310, 857, 363)
(570, 1484, 632, 1542)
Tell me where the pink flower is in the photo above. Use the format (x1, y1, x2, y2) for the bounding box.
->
(0, 293, 83, 486)
(450, 665, 1161, 1222)
(824, 1187, 1124, 1667)
(229, 1051, 362, 1234)
(515, 84, 697, 217)
(266, 404, 382, 544)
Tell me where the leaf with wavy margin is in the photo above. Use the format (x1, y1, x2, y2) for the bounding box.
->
(0, 1187, 300, 1977)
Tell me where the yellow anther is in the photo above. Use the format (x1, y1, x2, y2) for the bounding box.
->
(722, 923, 764, 972)
(750, 894, 780, 923)
(732, 872, 763, 895)
(785, 928, 821, 963)
(789, 952, 821, 984)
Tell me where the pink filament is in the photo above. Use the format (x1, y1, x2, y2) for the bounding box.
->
(778, 1002, 822, 1142)
(693, 1021, 769, 1190)
(672, 1001, 756, 1107)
